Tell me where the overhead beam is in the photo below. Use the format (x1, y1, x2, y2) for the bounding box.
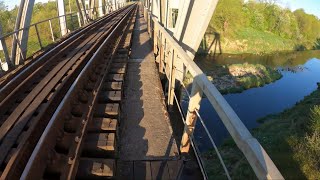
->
(174, 0, 218, 59)
(11, 0, 35, 66)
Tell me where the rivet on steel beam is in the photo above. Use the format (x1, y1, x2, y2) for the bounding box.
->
(68, 157, 74, 164)
(75, 136, 80, 143)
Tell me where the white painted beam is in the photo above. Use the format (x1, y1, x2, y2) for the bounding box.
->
(98, 0, 104, 17)
(113, 0, 117, 10)
(174, 0, 218, 59)
(11, 0, 35, 66)
(57, 0, 68, 36)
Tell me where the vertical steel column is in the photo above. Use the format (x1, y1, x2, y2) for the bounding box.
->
(98, 0, 104, 17)
(57, 0, 68, 36)
(76, 0, 87, 25)
(11, 0, 35, 66)
(180, 81, 203, 153)
(48, 20, 55, 42)
(34, 24, 43, 49)
(174, 0, 218, 59)
(0, 24, 11, 68)
(113, 0, 117, 10)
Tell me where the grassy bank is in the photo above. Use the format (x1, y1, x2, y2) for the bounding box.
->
(201, 0, 320, 55)
(200, 27, 301, 55)
(203, 86, 320, 179)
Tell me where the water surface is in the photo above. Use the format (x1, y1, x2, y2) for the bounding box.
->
(186, 50, 320, 149)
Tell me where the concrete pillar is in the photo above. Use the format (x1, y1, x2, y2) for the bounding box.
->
(174, 0, 218, 59)
(57, 0, 68, 36)
(10, 0, 35, 66)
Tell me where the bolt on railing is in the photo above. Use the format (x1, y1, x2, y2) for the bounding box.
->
(144, 5, 284, 180)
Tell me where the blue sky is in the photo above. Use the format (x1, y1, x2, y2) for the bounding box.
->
(3, 0, 49, 10)
(278, 0, 320, 18)
(2, 0, 320, 18)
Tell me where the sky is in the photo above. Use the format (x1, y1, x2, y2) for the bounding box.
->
(2, 0, 320, 18)
(278, 0, 320, 18)
(2, 0, 49, 10)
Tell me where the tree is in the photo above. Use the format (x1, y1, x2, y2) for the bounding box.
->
(210, 0, 247, 34)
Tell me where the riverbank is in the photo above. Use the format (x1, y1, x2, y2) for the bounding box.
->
(203, 85, 320, 179)
(191, 62, 282, 94)
(200, 27, 301, 55)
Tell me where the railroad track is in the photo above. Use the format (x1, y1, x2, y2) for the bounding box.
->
(0, 4, 136, 179)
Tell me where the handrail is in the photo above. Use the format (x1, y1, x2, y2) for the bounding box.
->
(144, 6, 284, 180)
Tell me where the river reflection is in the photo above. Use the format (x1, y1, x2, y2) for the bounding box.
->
(184, 51, 320, 150)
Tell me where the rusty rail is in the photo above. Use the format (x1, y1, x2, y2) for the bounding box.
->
(0, 5, 135, 179)
(21, 5, 136, 179)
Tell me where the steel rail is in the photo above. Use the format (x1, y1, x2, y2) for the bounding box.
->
(0, 8, 126, 142)
(21, 5, 136, 180)
(0, 5, 135, 180)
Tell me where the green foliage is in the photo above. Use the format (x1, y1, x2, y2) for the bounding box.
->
(210, 0, 247, 35)
(294, 9, 320, 41)
(312, 38, 320, 50)
(304, 106, 320, 173)
(0, 0, 81, 59)
(0, 1, 16, 34)
(206, 0, 320, 54)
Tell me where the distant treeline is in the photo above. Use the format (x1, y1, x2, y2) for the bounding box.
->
(206, 0, 320, 53)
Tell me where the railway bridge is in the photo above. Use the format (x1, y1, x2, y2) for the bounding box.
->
(0, 0, 284, 179)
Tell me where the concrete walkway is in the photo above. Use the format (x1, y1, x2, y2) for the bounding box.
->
(119, 8, 179, 161)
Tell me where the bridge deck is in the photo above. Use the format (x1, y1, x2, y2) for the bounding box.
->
(119, 8, 179, 161)
(115, 8, 205, 179)
(117, 9, 203, 179)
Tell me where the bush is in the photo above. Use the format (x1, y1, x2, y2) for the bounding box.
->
(306, 106, 320, 153)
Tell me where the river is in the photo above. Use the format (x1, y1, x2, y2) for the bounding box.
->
(183, 50, 320, 149)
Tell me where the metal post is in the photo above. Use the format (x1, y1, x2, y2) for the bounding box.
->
(113, 0, 117, 10)
(180, 81, 203, 153)
(48, 20, 55, 42)
(75, 0, 85, 25)
(11, 0, 35, 66)
(14, 32, 25, 63)
(159, 36, 164, 74)
(0, 24, 11, 67)
(98, 0, 104, 17)
(89, 0, 95, 19)
(34, 24, 43, 49)
(77, 12, 82, 27)
(168, 49, 175, 108)
(70, 13, 74, 31)
(57, 0, 68, 36)
(174, 0, 218, 59)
